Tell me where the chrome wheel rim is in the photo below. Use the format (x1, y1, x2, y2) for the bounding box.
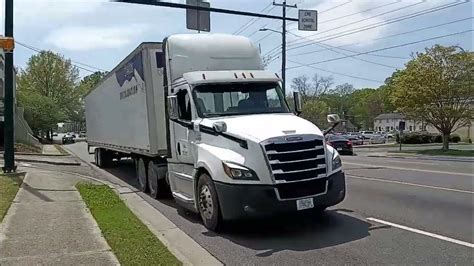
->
(199, 185, 213, 220)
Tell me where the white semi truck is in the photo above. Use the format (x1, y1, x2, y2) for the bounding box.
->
(85, 34, 345, 231)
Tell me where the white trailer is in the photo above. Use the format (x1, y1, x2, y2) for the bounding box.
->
(85, 34, 346, 231)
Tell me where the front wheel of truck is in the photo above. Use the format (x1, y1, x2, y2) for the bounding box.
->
(197, 173, 222, 231)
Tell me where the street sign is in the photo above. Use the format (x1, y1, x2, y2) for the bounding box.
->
(298, 10, 317, 31)
(399, 121, 406, 131)
(186, 0, 210, 32)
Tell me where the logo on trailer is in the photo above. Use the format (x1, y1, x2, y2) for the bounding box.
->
(116, 52, 144, 86)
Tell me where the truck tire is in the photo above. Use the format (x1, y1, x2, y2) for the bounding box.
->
(147, 161, 171, 199)
(136, 158, 148, 192)
(96, 148, 112, 168)
(197, 173, 222, 231)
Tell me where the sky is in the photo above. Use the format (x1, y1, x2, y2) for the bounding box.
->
(0, 0, 472, 90)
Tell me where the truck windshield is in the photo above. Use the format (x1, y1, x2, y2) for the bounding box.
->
(193, 82, 289, 118)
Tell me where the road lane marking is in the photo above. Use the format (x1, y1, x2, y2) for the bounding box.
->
(344, 162, 473, 177)
(346, 157, 437, 165)
(367, 217, 474, 248)
(347, 175, 473, 194)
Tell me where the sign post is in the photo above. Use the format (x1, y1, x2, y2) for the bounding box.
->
(298, 10, 318, 31)
(398, 121, 406, 152)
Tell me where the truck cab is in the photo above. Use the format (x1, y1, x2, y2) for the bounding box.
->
(163, 34, 345, 230)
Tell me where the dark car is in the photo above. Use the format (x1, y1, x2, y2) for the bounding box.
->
(62, 134, 75, 144)
(326, 135, 353, 155)
(345, 135, 363, 145)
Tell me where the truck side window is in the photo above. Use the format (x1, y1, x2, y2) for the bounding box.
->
(177, 90, 191, 121)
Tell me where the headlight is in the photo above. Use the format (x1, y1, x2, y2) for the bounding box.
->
(222, 161, 258, 180)
(332, 153, 342, 171)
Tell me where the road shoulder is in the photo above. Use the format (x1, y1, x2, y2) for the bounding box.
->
(65, 145, 222, 266)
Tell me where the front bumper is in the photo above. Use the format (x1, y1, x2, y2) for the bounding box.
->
(214, 171, 346, 220)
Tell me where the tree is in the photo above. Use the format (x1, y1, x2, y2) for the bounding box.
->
(290, 74, 333, 102)
(301, 100, 329, 128)
(330, 83, 355, 115)
(74, 71, 107, 123)
(17, 51, 79, 136)
(388, 45, 473, 150)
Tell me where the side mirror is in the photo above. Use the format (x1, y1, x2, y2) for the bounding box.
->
(293, 91, 302, 115)
(327, 114, 341, 124)
(167, 96, 179, 120)
(213, 122, 227, 133)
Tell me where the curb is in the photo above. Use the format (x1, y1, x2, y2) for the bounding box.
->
(369, 154, 473, 163)
(10, 153, 69, 157)
(64, 145, 223, 266)
(0, 157, 81, 166)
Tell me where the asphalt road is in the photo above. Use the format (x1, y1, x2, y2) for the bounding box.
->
(63, 142, 473, 265)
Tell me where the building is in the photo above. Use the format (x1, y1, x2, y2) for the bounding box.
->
(373, 113, 426, 132)
(374, 112, 473, 140)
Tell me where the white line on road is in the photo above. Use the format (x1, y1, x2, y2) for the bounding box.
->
(367, 217, 474, 248)
(347, 175, 473, 194)
(344, 162, 473, 177)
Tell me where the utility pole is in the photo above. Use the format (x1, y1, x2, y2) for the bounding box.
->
(2, 0, 15, 173)
(272, 1, 296, 96)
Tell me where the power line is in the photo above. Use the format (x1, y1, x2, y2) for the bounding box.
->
(233, 2, 274, 35)
(287, 0, 425, 46)
(286, 31, 399, 69)
(289, 17, 473, 57)
(15, 41, 105, 73)
(286, 30, 473, 71)
(287, 59, 384, 83)
(284, 0, 469, 53)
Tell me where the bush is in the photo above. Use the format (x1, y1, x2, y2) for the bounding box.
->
(449, 134, 460, 143)
(396, 132, 460, 144)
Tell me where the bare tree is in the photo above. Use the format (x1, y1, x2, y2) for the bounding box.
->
(312, 74, 333, 99)
(290, 75, 311, 101)
(291, 74, 333, 102)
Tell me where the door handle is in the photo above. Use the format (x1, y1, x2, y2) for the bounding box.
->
(177, 142, 181, 155)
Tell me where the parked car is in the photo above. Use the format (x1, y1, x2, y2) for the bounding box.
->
(359, 131, 375, 139)
(345, 135, 364, 145)
(370, 134, 386, 144)
(62, 133, 75, 144)
(326, 135, 354, 155)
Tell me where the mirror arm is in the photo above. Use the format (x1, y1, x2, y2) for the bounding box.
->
(323, 121, 340, 136)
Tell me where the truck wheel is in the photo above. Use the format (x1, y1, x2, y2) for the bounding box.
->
(136, 158, 148, 192)
(197, 173, 222, 231)
(147, 161, 170, 199)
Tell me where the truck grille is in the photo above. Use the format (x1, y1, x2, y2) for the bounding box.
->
(262, 135, 327, 182)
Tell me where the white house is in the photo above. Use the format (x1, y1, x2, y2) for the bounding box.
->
(374, 112, 473, 140)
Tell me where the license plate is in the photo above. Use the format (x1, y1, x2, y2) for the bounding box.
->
(296, 198, 314, 211)
(337, 147, 342, 151)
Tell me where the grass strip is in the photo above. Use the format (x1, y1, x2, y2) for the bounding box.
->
(54, 144, 69, 155)
(390, 149, 474, 157)
(76, 183, 180, 266)
(0, 173, 24, 222)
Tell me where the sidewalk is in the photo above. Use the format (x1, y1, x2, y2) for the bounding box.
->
(366, 152, 474, 162)
(0, 169, 119, 265)
(42, 144, 62, 155)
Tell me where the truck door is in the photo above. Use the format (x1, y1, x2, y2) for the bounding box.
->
(169, 87, 195, 201)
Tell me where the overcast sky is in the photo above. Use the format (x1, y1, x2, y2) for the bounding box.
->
(1, 0, 472, 89)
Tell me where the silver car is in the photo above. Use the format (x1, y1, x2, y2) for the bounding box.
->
(370, 134, 386, 144)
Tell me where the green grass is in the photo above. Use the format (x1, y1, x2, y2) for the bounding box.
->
(54, 144, 69, 155)
(391, 149, 474, 157)
(76, 183, 180, 266)
(0, 173, 24, 222)
(14, 142, 42, 153)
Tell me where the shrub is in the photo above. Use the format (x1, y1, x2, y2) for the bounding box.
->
(450, 134, 461, 143)
(396, 132, 460, 144)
